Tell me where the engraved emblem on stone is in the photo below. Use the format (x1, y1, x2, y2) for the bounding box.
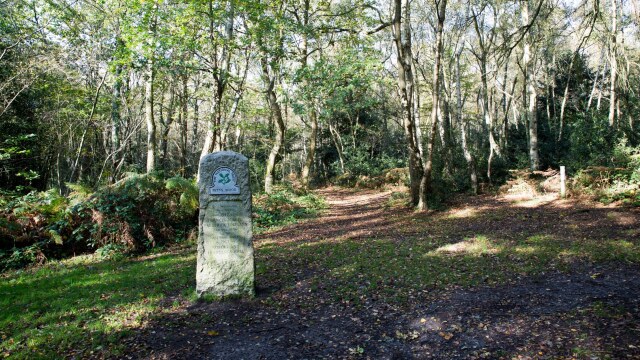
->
(208, 167, 240, 195)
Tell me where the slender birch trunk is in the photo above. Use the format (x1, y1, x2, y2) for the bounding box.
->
(393, 0, 424, 207)
(262, 57, 286, 194)
(145, 60, 156, 174)
(608, 0, 618, 127)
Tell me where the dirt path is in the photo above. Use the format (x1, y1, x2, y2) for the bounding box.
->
(131, 188, 640, 360)
(256, 188, 404, 245)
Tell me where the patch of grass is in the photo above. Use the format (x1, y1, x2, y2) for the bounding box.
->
(578, 239, 640, 263)
(572, 347, 594, 357)
(589, 301, 627, 319)
(255, 210, 640, 306)
(0, 246, 195, 359)
(384, 191, 410, 209)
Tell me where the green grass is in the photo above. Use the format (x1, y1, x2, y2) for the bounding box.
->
(256, 227, 640, 307)
(0, 247, 195, 359)
(0, 188, 327, 359)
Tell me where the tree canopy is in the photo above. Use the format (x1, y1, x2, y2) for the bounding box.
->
(1, 0, 638, 206)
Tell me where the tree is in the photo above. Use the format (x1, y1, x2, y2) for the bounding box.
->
(393, 0, 424, 207)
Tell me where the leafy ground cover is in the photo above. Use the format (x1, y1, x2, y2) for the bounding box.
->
(0, 174, 199, 271)
(1, 186, 639, 359)
(0, 176, 325, 271)
(253, 185, 327, 233)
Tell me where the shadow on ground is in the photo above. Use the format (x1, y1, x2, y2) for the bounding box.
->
(128, 188, 640, 359)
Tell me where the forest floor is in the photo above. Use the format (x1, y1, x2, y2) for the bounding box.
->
(2, 186, 640, 359)
(128, 187, 640, 360)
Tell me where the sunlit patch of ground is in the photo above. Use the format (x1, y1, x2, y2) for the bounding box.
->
(445, 207, 479, 219)
(511, 193, 558, 207)
(429, 236, 500, 256)
(606, 211, 637, 226)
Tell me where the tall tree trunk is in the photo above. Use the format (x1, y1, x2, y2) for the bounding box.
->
(471, 9, 501, 181)
(559, 13, 596, 142)
(522, 0, 539, 171)
(302, 108, 317, 187)
(500, 53, 512, 149)
(221, 52, 250, 151)
(608, 0, 618, 127)
(110, 67, 122, 181)
(145, 60, 156, 174)
(528, 68, 539, 171)
(179, 72, 188, 176)
(160, 86, 175, 171)
(191, 77, 200, 162)
(503, 76, 518, 149)
(262, 58, 285, 194)
(110, 38, 123, 183)
(418, 0, 447, 210)
(328, 121, 345, 174)
(200, 103, 217, 160)
(300, 0, 316, 188)
(597, 61, 607, 110)
(200, 0, 235, 161)
(456, 51, 477, 194)
(393, 0, 424, 207)
(587, 51, 604, 111)
(69, 72, 107, 184)
(214, 0, 236, 152)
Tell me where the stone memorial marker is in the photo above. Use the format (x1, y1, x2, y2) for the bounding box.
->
(197, 151, 254, 298)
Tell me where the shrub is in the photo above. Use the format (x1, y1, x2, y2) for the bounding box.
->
(0, 173, 330, 270)
(570, 139, 640, 205)
(253, 185, 326, 231)
(0, 174, 198, 270)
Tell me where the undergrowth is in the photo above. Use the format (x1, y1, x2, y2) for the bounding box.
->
(0, 176, 326, 271)
(570, 139, 640, 206)
(0, 173, 198, 271)
(253, 184, 326, 233)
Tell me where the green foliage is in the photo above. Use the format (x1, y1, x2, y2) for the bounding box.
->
(253, 185, 326, 232)
(613, 138, 640, 175)
(0, 241, 49, 270)
(0, 174, 198, 271)
(0, 189, 70, 270)
(95, 243, 127, 260)
(0, 173, 328, 270)
(570, 139, 640, 205)
(564, 113, 618, 169)
(9, 189, 68, 221)
(340, 148, 406, 178)
(332, 167, 410, 190)
(165, 176, 199, 214)
(65, 182, 93, 206)
(0, 123, 41, 192)
(62, 173, 195, 252)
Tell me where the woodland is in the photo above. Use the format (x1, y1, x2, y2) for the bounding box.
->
(1, 0, 638, 199)
(1, 0, 640, 358)
(0, 0, 640, 268)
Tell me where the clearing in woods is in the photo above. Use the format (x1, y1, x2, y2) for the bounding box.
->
(2, 187, 639, 359)
(132, 187, 640, 359)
